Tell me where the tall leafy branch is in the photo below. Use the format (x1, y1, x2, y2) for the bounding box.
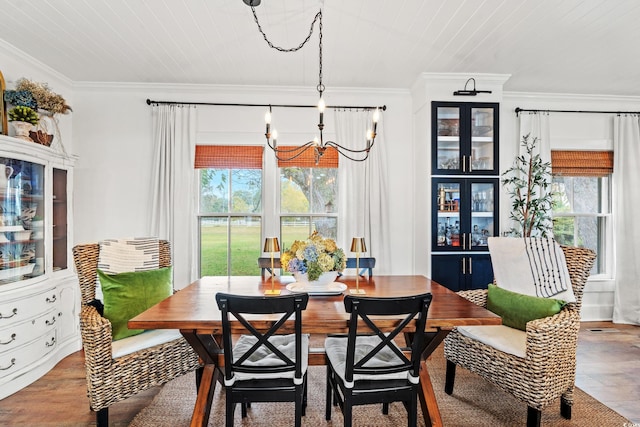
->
(502, 134, 555, 237)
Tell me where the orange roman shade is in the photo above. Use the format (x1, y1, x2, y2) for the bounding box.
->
(195, 145, 263, 169)
(276, 146, 339, 168)
(551, 150, 613, 177)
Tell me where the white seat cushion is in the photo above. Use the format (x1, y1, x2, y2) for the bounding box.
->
(456, 325, 526, 358)
(111, 329, 183, 359)
(230, 333, 310, 382)
(325, 335, 414, 384)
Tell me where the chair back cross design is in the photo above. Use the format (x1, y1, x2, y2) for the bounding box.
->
(216, 293, 309, 383)
(325, 293, 432, 427)
(215, 292, 311, 427)
(344, 295, 430, 383)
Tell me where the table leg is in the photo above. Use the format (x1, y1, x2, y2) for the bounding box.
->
(181, 330, 223, 427)
(419, 360, 441, 427)
(414, 328, 451, 427)
(190, 364, 219, 427)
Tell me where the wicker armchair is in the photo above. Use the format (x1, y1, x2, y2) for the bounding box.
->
(443, 245, 596, 427)
(73, 240, 201, 427)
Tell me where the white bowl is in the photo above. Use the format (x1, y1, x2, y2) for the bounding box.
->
(13, 230, 32, 241)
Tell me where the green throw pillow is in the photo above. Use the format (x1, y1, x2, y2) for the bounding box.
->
(98, 267, 173, 341)
(486, 284, 566, 331)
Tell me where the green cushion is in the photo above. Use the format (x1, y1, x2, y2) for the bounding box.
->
(486, 284, 566, 331)
(98, 267, 173, 341)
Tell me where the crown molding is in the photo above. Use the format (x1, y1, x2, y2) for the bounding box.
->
(0, 39, 72, 86)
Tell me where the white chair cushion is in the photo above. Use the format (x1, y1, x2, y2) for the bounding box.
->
(325, 335, 413, 384)
(456, 325, 527, 358)
(111, 329, 182, 359)
(230, 333, 310, 382)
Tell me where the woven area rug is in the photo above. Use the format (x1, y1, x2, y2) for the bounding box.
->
(129, 346, 630, 427)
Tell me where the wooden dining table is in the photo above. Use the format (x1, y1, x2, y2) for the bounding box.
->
(129, 275, 501, 427)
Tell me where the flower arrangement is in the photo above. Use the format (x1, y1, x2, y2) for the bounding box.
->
(8, 106, 39, 125)
(280, 231, 346, 281)
(13, 78, 72, 115)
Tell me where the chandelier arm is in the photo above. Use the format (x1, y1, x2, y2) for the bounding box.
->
(251, 7, 322, 53)
(323, 140, 374, 154)
(272, 145, 318, 162)
(322, 143, 371, 162)
(267, 141, 317, 153)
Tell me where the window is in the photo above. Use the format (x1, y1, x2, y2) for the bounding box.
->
(551, 150, 613, 276)
(196, 146, 263, 276)
(278, 146, 339, 250)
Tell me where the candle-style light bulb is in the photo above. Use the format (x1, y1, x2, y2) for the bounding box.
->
(265, 110, 271, 135)
(318, 97, 326, 113)
(272, 129, 278, 148)
(313, 135, 320, 146)
(318, 97, 326, 126)
(372, 108, 379, 134)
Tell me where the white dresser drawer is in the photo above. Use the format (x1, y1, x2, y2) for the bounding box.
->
(0, 329, 57, 379)
(0, 288, 58, 327)
(0, 309, 58, 354)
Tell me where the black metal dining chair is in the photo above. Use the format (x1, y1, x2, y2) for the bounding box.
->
(324, 293, 432, 427)
(215, 292, 310, 427)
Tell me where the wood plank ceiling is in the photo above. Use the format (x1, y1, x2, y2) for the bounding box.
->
(0, 0, 639, 96)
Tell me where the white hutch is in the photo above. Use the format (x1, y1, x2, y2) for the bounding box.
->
(0, 135, 80, 399)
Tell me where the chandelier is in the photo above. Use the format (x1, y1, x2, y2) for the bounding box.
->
(246, 2, 380, 164)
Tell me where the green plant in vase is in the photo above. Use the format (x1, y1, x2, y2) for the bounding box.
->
(501, 134, 555, 237)
(8, 105, 39, 125)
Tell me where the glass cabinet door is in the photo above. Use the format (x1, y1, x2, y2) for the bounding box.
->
(52, 168, 67, 271)
(470, 107, 495, 172)
(435, 181, 461, 250)
(433, 178, 498, 252)
(434, 106, 461, 172)
(432, 102, 499, 175)
(470, 181, 496, 249)
(0, 157, 45, 284)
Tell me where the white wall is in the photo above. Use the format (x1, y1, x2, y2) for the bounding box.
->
(72, 83, 414, 275)
(0, 40, 73, 150)
(5, 36, 636, 320)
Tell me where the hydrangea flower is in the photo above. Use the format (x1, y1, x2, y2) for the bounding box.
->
(282, 231, 345, 281)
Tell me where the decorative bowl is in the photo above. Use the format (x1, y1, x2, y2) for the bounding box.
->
(13, 230, 32, 241)
(293, 271, 339, 288)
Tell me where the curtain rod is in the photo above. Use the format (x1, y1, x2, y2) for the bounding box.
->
(146, 99, 386, 111)
(515, 107, 640, 116)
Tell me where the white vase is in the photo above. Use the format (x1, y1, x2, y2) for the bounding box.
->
(11, 121, 34, 141)
(293, 271, 339, 287)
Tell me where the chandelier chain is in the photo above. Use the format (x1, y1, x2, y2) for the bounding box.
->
(250, 6, 322, 53)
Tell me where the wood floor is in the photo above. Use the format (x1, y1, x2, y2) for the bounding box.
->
(0, 321, 638, 426)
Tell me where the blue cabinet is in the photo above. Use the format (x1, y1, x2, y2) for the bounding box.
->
(431, 254, 494, 292)
(430, 101, 499, 292)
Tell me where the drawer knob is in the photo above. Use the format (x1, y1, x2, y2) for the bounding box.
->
(0, 358, 16, 371)
(0, 333, 16, 345)
(46, 317, 56, 326)
(0, 308, 18, 319)
(45, 337, 56, 348)
(46, 295, 57, 303)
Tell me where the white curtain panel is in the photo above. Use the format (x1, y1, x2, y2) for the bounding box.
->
(518, 111, 551, 163)
(335, 109, 390, 274)
(149, 104, 198, 289)
(515, 111, 552, 236)
(612, 115, 640, 325)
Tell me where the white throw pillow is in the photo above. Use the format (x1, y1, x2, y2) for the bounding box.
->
(488, 237, 575, 303)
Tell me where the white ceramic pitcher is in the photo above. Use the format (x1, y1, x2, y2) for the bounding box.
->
(0, 164, 14, 188)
